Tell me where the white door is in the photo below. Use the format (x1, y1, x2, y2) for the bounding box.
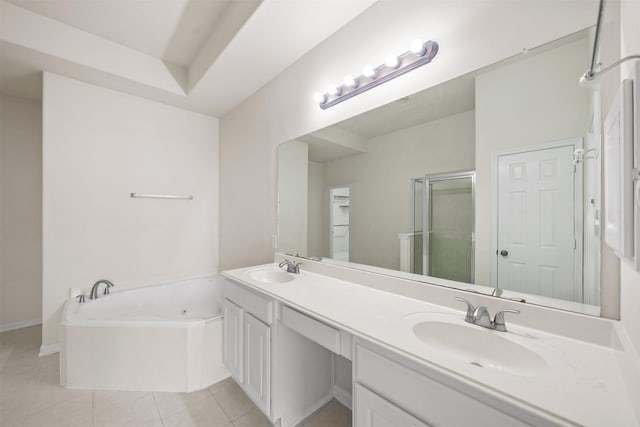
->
(223, 299, 243, 382)
(243, 313, 271, 416)
(354, 383, 431, 427)
(496, 143, 580, 302)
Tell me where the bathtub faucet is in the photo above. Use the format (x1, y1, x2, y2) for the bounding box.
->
(90, 279, 114, 300)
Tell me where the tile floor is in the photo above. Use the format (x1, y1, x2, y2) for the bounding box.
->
(0, 326, 352, 427)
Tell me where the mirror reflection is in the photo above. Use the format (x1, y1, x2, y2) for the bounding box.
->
(277, 29, 601, 315)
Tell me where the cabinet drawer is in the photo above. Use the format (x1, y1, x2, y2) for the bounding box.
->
(354, 383, 430, 427)
(282, 306, 340, 353)
(224, 280, 273, 324)
(355, 344, 530, 427)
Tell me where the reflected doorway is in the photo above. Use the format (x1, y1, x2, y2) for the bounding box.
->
(330, 186, 350, 261)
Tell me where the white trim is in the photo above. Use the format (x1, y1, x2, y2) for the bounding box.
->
(490, 138, 584, 302)
(0, 318, 41, 332)
(39, 343, 60, 357)
(332, 384, 353, 410)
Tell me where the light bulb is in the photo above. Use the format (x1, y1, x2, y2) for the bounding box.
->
(327, 85, 342, 96)
(385, 53, 400, 69)
(344, 75, 358, 88)
(363, 64, 376, 78)
(313, 92, 326, 104)
(410, 38, 426, 56)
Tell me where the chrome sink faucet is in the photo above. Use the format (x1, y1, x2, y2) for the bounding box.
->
(455, 297, 520, 332)
(89, 279, 114, 300)
(279, 259, 302, 274)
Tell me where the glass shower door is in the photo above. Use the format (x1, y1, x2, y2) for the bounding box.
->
(423, 172, 475, 282)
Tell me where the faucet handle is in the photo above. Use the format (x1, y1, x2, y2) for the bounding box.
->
(293, 262, 302, 274)
(493, 309, 520, 332)
(455, 297, 475, 323)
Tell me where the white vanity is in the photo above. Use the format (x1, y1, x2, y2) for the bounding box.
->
(222, 255, 639, 427)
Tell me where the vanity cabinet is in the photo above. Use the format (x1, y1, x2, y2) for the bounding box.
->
(354, 340, 557, 427)
(243, 312, 271, 411)
(223, 281, 274, 417)
(222, 299, 243, 382)
(354, 383, 430, 427)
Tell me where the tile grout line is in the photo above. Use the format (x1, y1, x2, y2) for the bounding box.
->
(151, 392, 167, 427)
(209, 385, 235, 423)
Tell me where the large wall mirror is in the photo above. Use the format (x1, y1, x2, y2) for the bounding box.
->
(278, 28, 603, 316)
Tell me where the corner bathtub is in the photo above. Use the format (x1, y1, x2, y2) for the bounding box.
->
(60, 276, 230, 392)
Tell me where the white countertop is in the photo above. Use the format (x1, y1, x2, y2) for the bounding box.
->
(222, 263, 639, 426)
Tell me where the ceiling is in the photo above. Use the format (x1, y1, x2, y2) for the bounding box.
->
(5, 0, 232, 67)
(0, 0, 377, 116)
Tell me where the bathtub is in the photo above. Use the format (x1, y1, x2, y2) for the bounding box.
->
(60, 276, 230, 392)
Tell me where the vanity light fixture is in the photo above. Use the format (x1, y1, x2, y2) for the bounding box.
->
(314, 38, 439, 110)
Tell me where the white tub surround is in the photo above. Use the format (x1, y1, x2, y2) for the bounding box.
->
(222, 255, 640, 427)
(60, 277, 229, 392)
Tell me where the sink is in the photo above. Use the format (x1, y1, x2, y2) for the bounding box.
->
(412, 320, 547, 376)
(247, 268, 295, 284)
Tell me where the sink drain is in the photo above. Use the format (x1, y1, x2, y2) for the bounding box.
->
(182, 309, 187, 315)
(470, 361, 483, 368)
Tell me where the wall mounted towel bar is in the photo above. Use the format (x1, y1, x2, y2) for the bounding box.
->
(130, 193, 193, 200)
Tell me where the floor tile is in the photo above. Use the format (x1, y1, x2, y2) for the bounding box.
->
(300, 399, 352, 427)
(161, 392, 231, 427)
(153, 388, 213, 420)
(209, 377, 254, 421)
(23, 393, 93, 427)
(232, 406, 272, 427)
(94, 392, 163, 427)
(28, 368, 93, 414)
(93, 389, 150, 411)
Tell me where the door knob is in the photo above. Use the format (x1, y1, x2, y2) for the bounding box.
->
(500, 250, 509, 257)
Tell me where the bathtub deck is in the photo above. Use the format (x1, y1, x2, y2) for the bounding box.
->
(1, 325, 351, 427)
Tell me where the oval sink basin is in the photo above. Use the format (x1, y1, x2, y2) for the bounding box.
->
(247, 268, 294, 284)
(412, 321, 547, 376)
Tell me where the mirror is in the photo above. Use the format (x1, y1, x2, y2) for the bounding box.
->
(277, 29, 602, 316)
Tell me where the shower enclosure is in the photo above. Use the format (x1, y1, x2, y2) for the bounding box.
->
(410, 171, 475, 282)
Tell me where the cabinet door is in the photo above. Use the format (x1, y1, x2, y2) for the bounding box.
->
(223, 298, 243, 382)
(354, 383, 430, 427)
(244, 313, 271, 416)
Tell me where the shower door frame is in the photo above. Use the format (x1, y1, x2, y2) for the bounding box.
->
(415, 171, 476, 281)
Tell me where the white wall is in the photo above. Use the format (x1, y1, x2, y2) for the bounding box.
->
(0, 95, 42, 327)
(475, 37, 591, 286)
(618, 0, 640, 355)
(307, 161, 324, 257)
(321, 111, 475, 271)
(219, 0, 596, 271)
(277, 140, 308, 255)
(42, 73, 219, 347)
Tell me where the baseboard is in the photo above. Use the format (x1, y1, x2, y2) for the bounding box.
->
(332, 384, 353, 410)
(39, 343, 60, 357)
(0, 318, 41, 332)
